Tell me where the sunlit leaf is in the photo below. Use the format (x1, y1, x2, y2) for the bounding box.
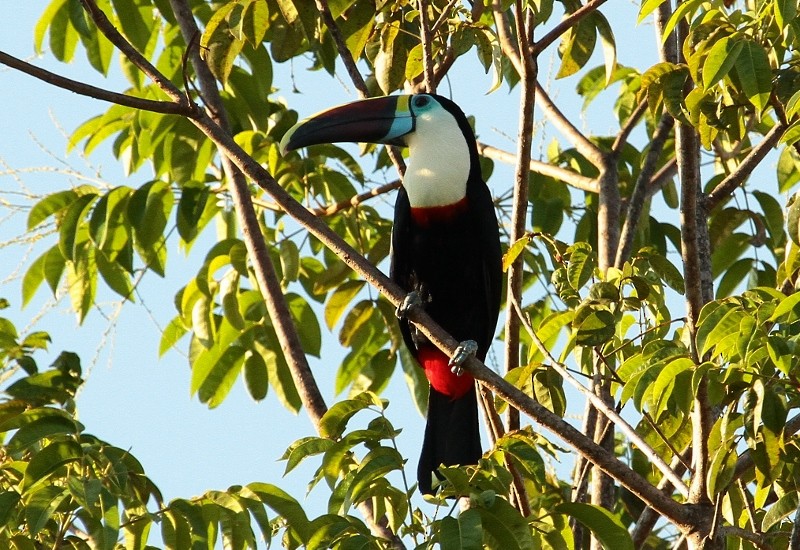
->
(702, 36, 742, 89)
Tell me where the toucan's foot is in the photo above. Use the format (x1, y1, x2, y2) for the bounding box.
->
(449, 340, 478, 376)
(395, 289, 430, 319)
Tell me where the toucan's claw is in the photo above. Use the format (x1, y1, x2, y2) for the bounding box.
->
(449, 340, 478, 376)
(396, 288, 430, 319)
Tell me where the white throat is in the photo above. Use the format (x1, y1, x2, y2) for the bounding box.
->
(402, 111, 471, 208)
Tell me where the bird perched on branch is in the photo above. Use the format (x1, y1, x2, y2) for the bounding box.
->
(281, 94, 502, 495)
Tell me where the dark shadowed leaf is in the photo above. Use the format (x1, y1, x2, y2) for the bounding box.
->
(556, 502, 633, 550)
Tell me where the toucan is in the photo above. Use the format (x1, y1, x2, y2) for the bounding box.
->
(280, 94, 502, 494)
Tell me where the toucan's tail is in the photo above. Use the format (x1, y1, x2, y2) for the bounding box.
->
(417, 385, 482, 494)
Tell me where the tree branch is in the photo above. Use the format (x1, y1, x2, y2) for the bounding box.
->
(615, 113, 675, 267)
(705, 122, 786, 210)
(477, 142, 599, 193)
(504, 4, 537, 433)
(611, 99, 648, 155)
(311, 181, 401, 216)
(492, 0, 523, 75)
(530, 0, 610, 57)
(673, 12, 714, 520)
(418, 0, 436, 93)
(535, 82, 606, 167)
(78, 0, 185, 102)
(0, 50, 192, 116)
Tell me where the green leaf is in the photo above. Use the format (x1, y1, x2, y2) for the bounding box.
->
(638, 0, 667, 23)
(25, 486, 70, 537)
(339, 299, 374, 347)
(47, 0, 80, 62)
(762, 492, 798, 531)
(255, 336, 301, 413)
(205, 6, 246, 84)
(769, 291, 800, 323)
(399, 346, 428, 416)
(7, 416, 77, 453)
(177, 185, 209, 244)
(22, 440, 83, 491)
(111, 0, 155, 51)
(477, 496, 535, 550)
(775, 0, 798, 28)
(702, 36, 742, 89)
(128, 180, 174, 249)
(22, 248, 51, 307)
(96, 250, 134, 300)
(556, 15, 596, 79)
(35, 0, 67, 55)
(159, 316, 188, 356)
(245, 483, 311, 543)
(734, 40, 772, 113)
(533, 367, 566, 417)
(375, 21, 406, 93)
(566, 243, 595, 290)
(193, 340, 246, 408)
(573, 306, 615, 347)
(66, 245, 97, 324)
(405, 43, 424, 81)
(781, 121, 800, 148)
(647, 251, 684, 292)
(778, 146, 800, 193)
(348, 447, 404, 504)
(556, 502, 634, 550)
(286, 293, 321, 357)
(58, 194, 97, 262)
(280, 239, 300, 284)
(593, 13, 616, 85)
(243, 351, 268, 402)
(319, 392, 383, 439)
(28, 189, 79, 230)
(662, 0, 703, 44)
(706, 442, 736, 499)
(324, 280, 365, 330)
(282, 437, 335, 475)
(503, 236, 530, 272)
(89, 186, 133, 254)
(242, 0, 269, 46)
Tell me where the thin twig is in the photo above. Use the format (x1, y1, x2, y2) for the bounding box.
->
(311, 181, 401, 216)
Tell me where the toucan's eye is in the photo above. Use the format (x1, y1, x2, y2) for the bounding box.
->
(413, 95, 431, 109)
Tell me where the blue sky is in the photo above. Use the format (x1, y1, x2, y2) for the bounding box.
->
(0, 0, 689, 528)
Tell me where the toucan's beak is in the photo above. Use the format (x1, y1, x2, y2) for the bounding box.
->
(280, 95, 414, 155)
